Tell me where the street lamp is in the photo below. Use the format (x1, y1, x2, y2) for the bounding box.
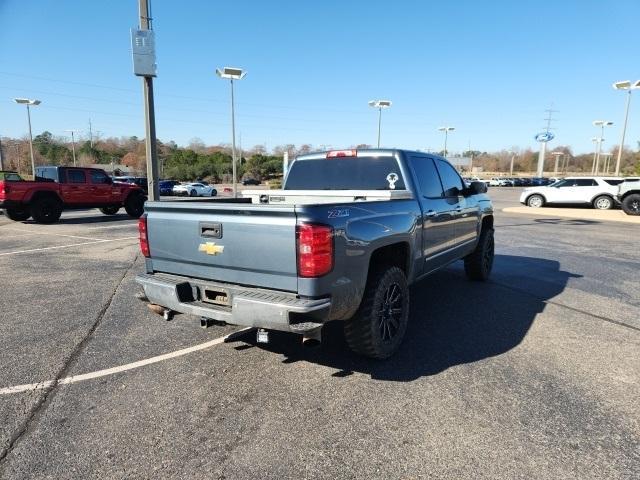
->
(64, 129, 78, 166)
(592, 120, 613, 174)
(14, 98, 41, 177)
(612, 80, 640, 175)
(368, 100, 392, 148)
(216, 66, 246, 198)
(437, 126, 455, 158)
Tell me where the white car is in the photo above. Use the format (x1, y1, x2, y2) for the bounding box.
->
(489, 177, 511, 187)
(172, 182, 217, 197)
(520, 177, 622, 209)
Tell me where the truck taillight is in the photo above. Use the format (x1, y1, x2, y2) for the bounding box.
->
(138, 214, 150, 257)
(0, 182, 6, 199)
(296, 224, 333, 278)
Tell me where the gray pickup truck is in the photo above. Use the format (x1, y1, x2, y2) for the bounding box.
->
(136, 149, 494, 358)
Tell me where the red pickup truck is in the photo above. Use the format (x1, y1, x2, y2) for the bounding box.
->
(0, 166, 146, 224)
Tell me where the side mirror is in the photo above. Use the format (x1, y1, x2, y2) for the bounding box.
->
(468, 181, 487, 195)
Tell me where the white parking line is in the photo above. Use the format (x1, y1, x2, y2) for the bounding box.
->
(0, 237, 138, 256)
(5, 227, 103, 241)
(87, 223, 137, 230)
(0, 329, 249, 396)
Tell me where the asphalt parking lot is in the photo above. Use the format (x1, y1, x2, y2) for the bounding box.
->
(0, 188, 638, 479)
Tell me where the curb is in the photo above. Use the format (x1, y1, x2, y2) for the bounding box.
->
(502, 207, 640, 224)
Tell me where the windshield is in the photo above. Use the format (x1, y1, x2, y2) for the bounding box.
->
(284, 156, 405, 190)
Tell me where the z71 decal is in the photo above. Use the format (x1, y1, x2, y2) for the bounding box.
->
(328, 208, 350, 218)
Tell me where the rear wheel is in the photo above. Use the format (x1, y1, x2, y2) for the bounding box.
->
(593, 195, 613, 210)
(621, 194, 640, 216)
(30, 196, 62, 224)
(124, 193, 145, 218)
(344, 266, 410, 359)
(527, 194, 545, 208)
(4, 206, 31, 221)
(100, 206, 120, 215)
(464, 227, 495, 281)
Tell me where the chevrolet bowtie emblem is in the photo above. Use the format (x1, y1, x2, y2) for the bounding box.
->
(198, 242, 225, 256)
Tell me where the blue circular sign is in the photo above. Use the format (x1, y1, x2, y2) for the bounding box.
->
(535, 132, 555, 142)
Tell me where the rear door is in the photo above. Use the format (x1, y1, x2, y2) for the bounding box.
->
(60, 168, 89, 204)
(407, 155, 459, 273)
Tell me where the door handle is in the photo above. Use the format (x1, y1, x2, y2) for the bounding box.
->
(425, 210, 437, 217)
(455, 206, 462, 211)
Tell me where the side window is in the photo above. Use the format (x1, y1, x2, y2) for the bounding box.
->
(90, 170, 110, 184)
(67, 169, 86, 184)
(409, 156, 444, 198)
(435, 159, 464, 197)
(574, 179, 597, 186)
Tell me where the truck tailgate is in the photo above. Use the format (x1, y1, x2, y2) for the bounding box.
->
(145, 201, 299, 292)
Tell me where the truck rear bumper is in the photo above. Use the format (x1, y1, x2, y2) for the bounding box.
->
(135, 272, 331, 333)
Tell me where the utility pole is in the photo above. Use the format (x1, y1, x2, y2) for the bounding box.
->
(0, 136, 4, 170)
(136, 0, 159, 200)
(509, 151, 515, 175)
(88, 118, 93, 148)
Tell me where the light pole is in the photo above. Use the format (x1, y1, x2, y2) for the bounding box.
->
(551, 151, 563, 175)
(592, 120, 613, 174)
(437, 126, 455, 158)
(612, 80, 640, 175)
(368, 100, 392, 148)
(591, 137, 599, 174)
(216, 66, 246, 198)
(508, 150, 516, 175)
(64, 129, 78, 166)
(14, 98, 41, 177)
(600, 152, 612, 173)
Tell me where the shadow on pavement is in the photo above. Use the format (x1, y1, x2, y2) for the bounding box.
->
(231, 254, 579, 381)
(43, 214, 136, 225)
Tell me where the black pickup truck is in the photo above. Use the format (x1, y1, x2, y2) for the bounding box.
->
(136, 149, 494, 358)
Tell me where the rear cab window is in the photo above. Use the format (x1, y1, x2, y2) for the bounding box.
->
(284, 155, 406, 190)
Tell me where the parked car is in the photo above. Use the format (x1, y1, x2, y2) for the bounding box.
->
(489, 177, 510, 187)
(617, 179, 640, 215)
(113, 176, 148, 194)
(520, 176, 622, 209)
(159, 180, 180, 196)
(172, 182, 217, 197)
(242, 178, 260, 186)
(0, 166, 145, 223)
(136, 148, 494, 359)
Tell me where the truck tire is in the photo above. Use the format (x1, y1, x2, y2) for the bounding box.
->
(100, 206, 120, 215)
(592, 195, 613, 210)
(30, 196, 63, 224)
(464, 227, 494, 281)
(344, 266, 410, 359)
(124, 193, 145, 218)
(527, 194, 545, 208)
(621, 194, 640, 215)
(4, 206, 31, 221)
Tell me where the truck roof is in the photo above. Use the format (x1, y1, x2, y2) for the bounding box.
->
(295, 148, 440, 161)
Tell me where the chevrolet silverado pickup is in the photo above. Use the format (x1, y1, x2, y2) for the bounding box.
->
(136, 149, 494, 358)
(618, 179, 640, 215)
(0, 166, 146, 223)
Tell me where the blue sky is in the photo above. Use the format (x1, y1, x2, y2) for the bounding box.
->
(0, 0, 638, 154)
